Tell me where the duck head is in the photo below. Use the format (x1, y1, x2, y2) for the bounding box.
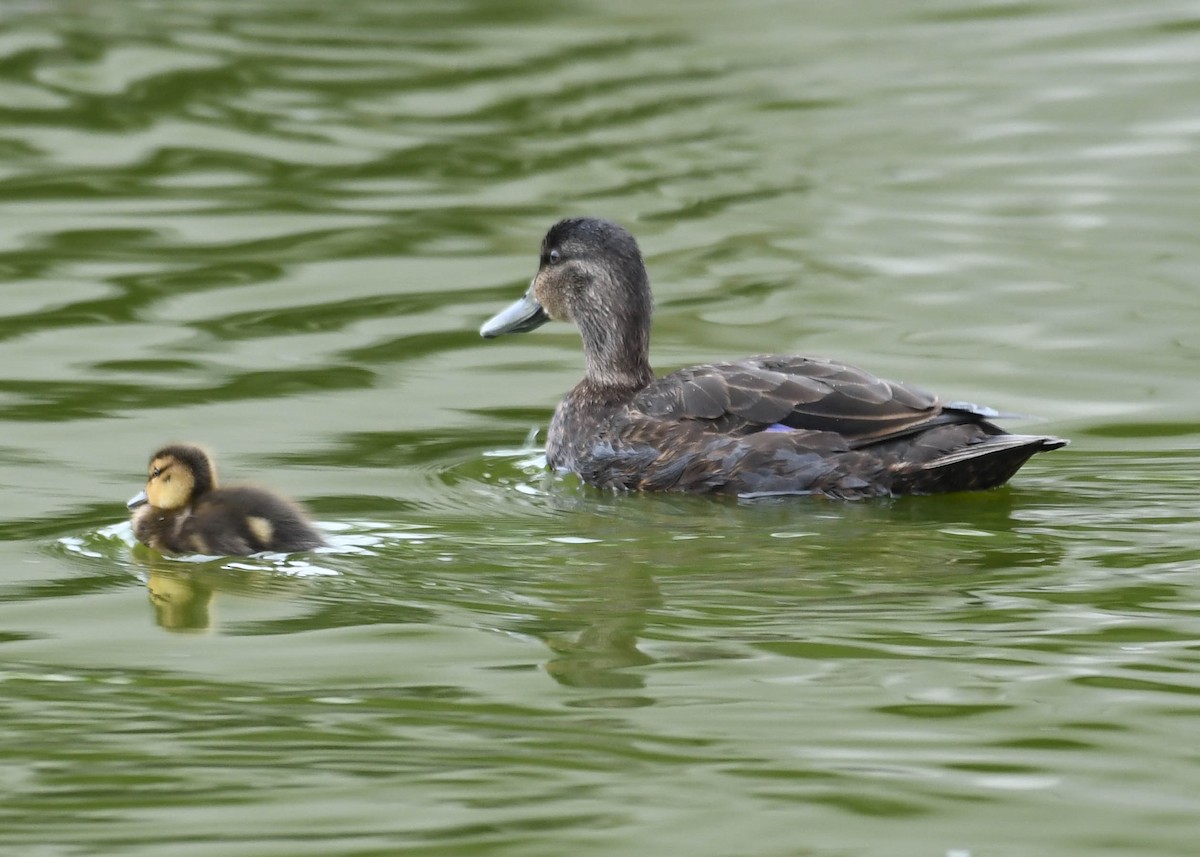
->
(128, 444, 217, 511)
(480, 218, 654, 389)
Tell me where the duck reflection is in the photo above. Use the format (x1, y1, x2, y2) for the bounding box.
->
(541, 564, 660, 691)
(512, 484, 1067, 699)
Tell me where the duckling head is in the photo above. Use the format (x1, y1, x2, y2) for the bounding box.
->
(481, 217, 654, 389)
(127, 444, 217, 511)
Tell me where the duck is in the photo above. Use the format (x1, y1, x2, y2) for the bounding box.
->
(479, 217, 1067, 499)
(127, 444, 325, 554)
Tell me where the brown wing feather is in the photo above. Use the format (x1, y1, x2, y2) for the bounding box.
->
(634, 355, 945, 447)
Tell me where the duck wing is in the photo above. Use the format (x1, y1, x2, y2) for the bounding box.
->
(633, 355, 965, 448)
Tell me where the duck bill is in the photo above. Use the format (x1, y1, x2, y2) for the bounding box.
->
(127, 490, 149, 510)
(479, 285, 549, 338)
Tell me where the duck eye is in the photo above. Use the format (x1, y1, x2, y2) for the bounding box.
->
(151, 467, 160, 478)
(548, 249, 561, 265)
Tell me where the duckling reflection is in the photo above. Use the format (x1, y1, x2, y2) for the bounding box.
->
(146, 566, 215, 632)
(138, 560, 320, 633)
(128, 443, 324, 555)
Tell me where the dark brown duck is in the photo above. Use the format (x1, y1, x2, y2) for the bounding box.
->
(127, 444, 325, 554)
(480, 217, 1066, 499)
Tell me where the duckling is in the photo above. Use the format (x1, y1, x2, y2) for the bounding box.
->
(127, 444, 325, 555)
(480, 217, 1067, 499)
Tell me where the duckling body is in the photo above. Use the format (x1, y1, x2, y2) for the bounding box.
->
(128, 444, 324, 554)
(481, 217, 1066, 499)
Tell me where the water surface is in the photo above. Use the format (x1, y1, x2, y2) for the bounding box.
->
(2, 1, 1200, 855)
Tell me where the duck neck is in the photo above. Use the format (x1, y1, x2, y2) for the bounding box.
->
(577, 312, 654, 398)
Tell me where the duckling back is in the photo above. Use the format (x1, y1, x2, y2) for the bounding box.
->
(191, 486, 324, 554)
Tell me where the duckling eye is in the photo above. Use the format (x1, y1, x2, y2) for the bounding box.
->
(151, 467, 160, 479)
(548, 248, 561, 265)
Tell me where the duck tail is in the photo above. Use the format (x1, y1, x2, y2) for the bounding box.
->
(894, 434, 1068, 495)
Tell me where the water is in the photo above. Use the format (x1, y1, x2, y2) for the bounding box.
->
(2, 0, 1199, 854)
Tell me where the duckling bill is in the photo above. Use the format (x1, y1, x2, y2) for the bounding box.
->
(128, 444, 325, 555)
(481, 217, 1067, 499)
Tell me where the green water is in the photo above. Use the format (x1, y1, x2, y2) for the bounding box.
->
(3, 1, 1199, 854)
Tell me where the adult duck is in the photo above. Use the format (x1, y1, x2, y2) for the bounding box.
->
(480, 217, 1065, 499)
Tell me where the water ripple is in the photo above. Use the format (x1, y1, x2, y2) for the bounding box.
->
(1, 1, 1199, 855)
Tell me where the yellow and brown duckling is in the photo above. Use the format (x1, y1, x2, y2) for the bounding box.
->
(127, 444, 325, 555)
